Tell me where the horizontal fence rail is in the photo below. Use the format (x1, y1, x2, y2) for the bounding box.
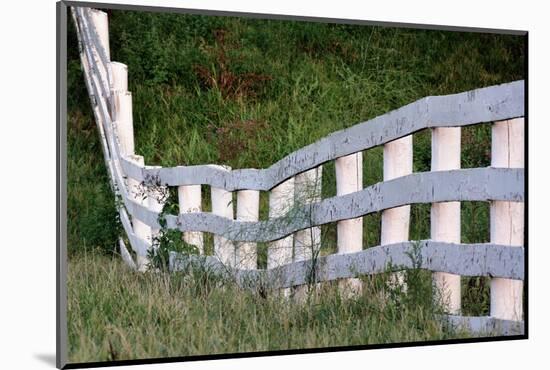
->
(169, 240, 524, 288)
(442, 315, 524, 336)
(72, 7, 526, 337)
(153, 168, 523, 243)
(120, 80, 524, 191)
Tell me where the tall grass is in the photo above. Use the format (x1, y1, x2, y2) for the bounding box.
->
(67, 8, 524, 362)
(68, 251, 472, 363)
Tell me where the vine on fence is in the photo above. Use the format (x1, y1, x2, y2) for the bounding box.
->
(140, 180, 200, 271)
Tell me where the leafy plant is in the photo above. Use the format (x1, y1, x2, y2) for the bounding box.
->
(146, 186, 200, 271)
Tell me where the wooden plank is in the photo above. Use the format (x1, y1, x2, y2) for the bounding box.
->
(178, 185, 204, 254)
(268, 178, 295, 297)
(211, 167, 235, 266)
(168, 250, 523, 337)
(236, 190, 260, 269)
(119, 206, 150, 258)
(75, 11, 121, 164)
(118, 238, 137, 271)
(111, 91, 134, 156)
(80, 8, 110, 68)
(118, 81, 524, 191)
(268, 178, 295, 269)
(71, 8, 115, 198)
(150, 168, 523, 242)
(76, 8, 154, 271)
(335, 153, 363, 294)
(294, 167, 322, 299)
(77, 8, 111, 98)
(148, 183, 167, 244)
(126, 156, 152, 271)
(381, 135, 412, 290)
(77, 8, 156, 273)
(442, 315, 524, 336)
(294, 167, 323, 262)
(75, 7, 152, 272)
(269, 241, 524, 289)
(88, 9, 110, 60)
(109, 62, 127, 91)
(170, 241, 524, 290)
(335, 153, 363, 254)
(431, 127, 461, 314)
(490, 118, 524, 321)
(77, 28, 144, 243)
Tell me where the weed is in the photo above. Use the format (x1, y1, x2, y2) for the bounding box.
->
(194, 28, 272, 100)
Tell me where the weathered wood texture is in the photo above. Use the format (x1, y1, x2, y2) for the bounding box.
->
(118, 238, 137, 271)
(169, 240, 524, 289)
(211, 179, 235, 267)
(171, 243, 527, 336)
(335, 153, 363, 294)
(131, 168, 523, 242)
(71, 9, 114, 198)
(442, 315, 524, 336)
(83, 9, 110, 64)
(75, 8, 157, 271)
(236, 189, 260, 269)
(336, 153, 363, 254)
(268, 178, 295, 269)
(109, 54, 153, 270)
(112, 91, 134, 156)
(382, 135, 412, 289)
(126, 156, 152, 271)
(77, 8, 111, 98)
(294, 167, 323, 262)
(491, 118, 524, 321)
(431, 127, 462, 314)
(119, 80, 524, 191)
(178, 185, 204, 253)
(119, 200, 151, 258)
(293, 167, 323, 298)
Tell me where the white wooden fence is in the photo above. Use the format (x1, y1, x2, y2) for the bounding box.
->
(72, 8, 525, 336)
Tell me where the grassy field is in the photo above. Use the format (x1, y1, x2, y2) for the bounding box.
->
(67, 8, 525, 363)
(68, 251, 473, 362)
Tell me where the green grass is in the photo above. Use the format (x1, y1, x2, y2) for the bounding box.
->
(67, 8, 525, 362)
(68, 252, 473, 363)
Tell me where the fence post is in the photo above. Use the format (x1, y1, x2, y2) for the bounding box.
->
(381, 136, 412, 289)
(78, 39, 95, 107)
(211, 166, 235, 267)
(109, 62, 127, 118)
(178, 185, 204, 254)
(335, 152, 363, 295)
(490, 118, 524, 321)
(89, 9, 110, 60)
(294, 167, 323, 300)
(268, 177, 295, 296)
(236, 190, 260, 269)
(431, 127, 461, 314)
(88, 9, 110, 96)
(126, 156, 152, 272)
(111, 90, 134, 156)
(148, 178, 167, 245)
(110, 58, 152, 271)
(110, 62, 127, 90)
